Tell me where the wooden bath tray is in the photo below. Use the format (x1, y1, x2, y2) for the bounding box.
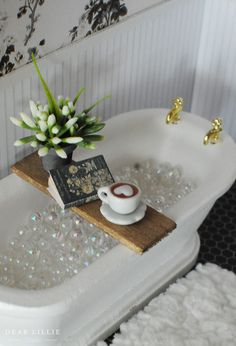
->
(11, 152, 176, 254)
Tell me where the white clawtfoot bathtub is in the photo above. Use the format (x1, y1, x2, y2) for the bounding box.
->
(0, 109, 235, 346)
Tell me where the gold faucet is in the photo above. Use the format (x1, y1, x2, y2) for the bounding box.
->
(203, 117, 223, 145)
(166, 97, 184, 124)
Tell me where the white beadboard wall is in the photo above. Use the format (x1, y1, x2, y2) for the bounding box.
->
(191, 0, 236, 139)
(0, 0, 205, 178)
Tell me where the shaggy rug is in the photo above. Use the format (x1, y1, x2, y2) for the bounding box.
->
(98, 263, 236, 346)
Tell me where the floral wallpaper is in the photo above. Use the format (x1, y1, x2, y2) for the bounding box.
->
(0, 0, 46, 77)
(69, 0, 127, 42)
(0, 0, 166, 78)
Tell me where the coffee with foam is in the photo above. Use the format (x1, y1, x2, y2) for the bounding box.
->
(98, 182, 141, 215)
(111, 183, 139, 198)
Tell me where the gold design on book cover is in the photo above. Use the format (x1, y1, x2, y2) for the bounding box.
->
(65, 163, 113, 199)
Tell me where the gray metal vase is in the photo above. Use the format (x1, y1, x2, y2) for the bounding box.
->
(41, 145, 77, 171)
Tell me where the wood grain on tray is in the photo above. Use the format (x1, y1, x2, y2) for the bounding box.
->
(12, 152, 176, 254)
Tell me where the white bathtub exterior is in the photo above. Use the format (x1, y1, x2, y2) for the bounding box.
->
(0, 109, 235, 346)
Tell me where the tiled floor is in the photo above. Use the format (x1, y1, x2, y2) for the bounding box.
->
(105, 180, 236, 344)
(198, 180, 236, 273)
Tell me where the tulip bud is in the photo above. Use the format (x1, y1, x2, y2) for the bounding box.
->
(14, 140, 24, 146)
(38, 146, 49, 157)
(10, 117, 23, 127)
(20, 112, 36, 128)
(29, 100, 38, 118)
(55, 148, 67, 159)
(38, 120, 48, 132)
(36, 133, 47, 142)
(62, 137, 83, 144)
(65, 117, 78, 129)
(52, 125, 60, 134)
(58, 95, 64, 107)
(62, 105, 70, 116)
(38, 111, 48, 121)
(43, 105, 49, 113)
(51, 137, 61, 145)
(30, 140, 38, 148)
(47, 114, 56, 127)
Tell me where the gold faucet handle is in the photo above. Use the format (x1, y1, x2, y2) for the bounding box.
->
(172, 97, 184, 108)
(203, 117, 223, 145)
(212, 117, 223, 131)
(166, 96, 184, 124)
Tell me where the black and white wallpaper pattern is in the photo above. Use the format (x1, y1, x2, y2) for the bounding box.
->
(0, 0, 129, 77)
(69, 0, 128, 42)
(0, 0, 46, 77)
(0, 0, 165, 78)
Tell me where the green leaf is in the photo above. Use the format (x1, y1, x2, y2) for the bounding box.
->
(85, 116, 96, 124)
(75, 113, 87, 127)
(83, 94, 111, 114)
(70, 125, 75, 136)
(31, 53, 62, 119)
(83, 135, 104, 142)
(78, 141, 96, 149)
(73, 87, 86, 105)
(83, 123, 105, 134)
(14, 135, 36, 146)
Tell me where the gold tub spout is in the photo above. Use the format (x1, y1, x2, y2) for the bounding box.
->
(203, 117, 223, 145)
(166, 97, 184, 124)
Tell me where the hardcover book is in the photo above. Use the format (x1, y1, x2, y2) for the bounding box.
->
(47, 155, 114, 209)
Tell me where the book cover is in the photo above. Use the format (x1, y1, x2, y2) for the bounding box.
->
(48, 155, 114, 208)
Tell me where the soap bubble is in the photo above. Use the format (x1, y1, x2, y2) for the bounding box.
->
(0, 159, 195, 290)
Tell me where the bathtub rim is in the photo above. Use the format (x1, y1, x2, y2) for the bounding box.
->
(0, 108, 235, 311)
(99, 108, 236, 222)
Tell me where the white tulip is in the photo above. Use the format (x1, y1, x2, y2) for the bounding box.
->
(38, 147, 49, 157)
(36, 133, 47, 141)
(14, 140, 24, 146)
(14, 135, 35, 145)
(20, 112, 36, 128)
(68, 101, 75, 112)
(43, 105, 49, 113)
(38, 111, 48, 121)
(52, 125, 60, 134)
(29, 100, 38, 118)
(38, 120, 48, 132)
(51, 137, 61, 145)
(55, 148, 67, 159)
(35, 110, 41, 119)
(47, 114, 56, 127)
(62, 106, 70, 116)
(64, 117, 78, 130)
(63, 137, 83, 144)
(30, 141, 38, 148)
(10, 117, 23, 127)
(38, 105, 43, 112)
(57, 95, 64, 107)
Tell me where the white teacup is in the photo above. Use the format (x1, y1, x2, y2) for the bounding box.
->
(97, 182, 141, 215)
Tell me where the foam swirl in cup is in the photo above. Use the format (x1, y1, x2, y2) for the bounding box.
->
(111, 182, 139, 198)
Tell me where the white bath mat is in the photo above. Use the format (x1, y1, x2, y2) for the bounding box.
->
(98, 263, 236, 346)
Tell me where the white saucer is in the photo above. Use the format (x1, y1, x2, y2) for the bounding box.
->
(100, 202, 147, 225)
